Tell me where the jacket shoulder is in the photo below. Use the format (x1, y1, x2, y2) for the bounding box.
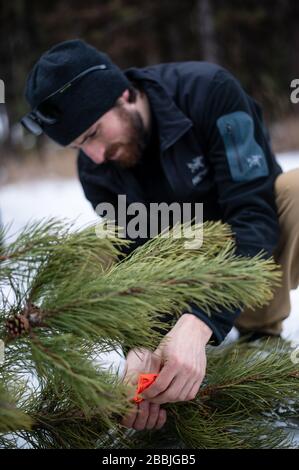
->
(139, 60, 223, 78)
(127, 61, 230, 94)
(151, 62, 232, 125)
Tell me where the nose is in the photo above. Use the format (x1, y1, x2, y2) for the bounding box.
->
(82, 141, 106, 164)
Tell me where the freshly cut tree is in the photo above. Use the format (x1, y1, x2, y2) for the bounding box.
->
(0, 218, 298, 449)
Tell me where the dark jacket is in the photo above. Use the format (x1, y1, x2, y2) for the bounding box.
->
(77, 61, 282, 345)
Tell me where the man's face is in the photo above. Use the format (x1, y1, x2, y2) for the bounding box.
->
(69, 96, 149, 168)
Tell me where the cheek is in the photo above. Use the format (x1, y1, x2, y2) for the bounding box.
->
(103, 118, 128, 141)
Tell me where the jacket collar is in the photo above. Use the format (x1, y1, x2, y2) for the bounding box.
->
(125, 67, 192, 153)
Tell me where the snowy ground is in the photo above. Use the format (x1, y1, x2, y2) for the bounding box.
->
(0, 151, 299, 347)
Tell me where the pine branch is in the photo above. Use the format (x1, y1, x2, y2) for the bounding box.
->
(0, 382, 32, 435)
(0, 218, 291, 449)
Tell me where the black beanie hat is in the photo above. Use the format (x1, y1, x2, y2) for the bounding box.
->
(24, 39, 131, 146)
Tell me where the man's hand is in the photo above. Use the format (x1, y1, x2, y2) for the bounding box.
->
(141, 314, 212, 404)
(120, 347, 167, 430)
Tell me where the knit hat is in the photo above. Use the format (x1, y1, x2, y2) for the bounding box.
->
(24, 39, 131, 146)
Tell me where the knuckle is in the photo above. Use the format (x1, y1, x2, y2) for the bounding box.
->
(139, 401, 149, 410)
(194, 367, 203, 378)
(150, 403, 160, 413)
(198, 371, 205, 382)
(166, 392, 178, 402)
(187, 391, 197, 401)
(184, 364, 194, 375)
(139, 409, 149, 420)
(171, 356, 180, 367)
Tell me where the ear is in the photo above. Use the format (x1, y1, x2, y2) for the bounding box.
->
(119, 89, 130, 104)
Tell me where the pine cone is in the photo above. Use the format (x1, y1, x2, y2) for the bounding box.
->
(6, 314, 30, 338)
(23, 302, 43, 326)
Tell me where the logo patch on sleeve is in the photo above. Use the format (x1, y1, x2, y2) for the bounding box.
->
(216, 111, 269, 182)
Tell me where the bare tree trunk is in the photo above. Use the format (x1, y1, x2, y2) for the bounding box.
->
(197, 0, 218, 63)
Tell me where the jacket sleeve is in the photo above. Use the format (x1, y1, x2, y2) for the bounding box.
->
(186, 69, 282, 345)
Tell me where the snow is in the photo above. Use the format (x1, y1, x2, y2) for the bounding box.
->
(0, 178, 98, 232)
(0, 152, 299, 349)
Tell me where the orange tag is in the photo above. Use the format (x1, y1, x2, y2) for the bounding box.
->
(133, 373, 158, 404)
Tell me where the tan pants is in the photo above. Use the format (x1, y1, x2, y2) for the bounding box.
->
(235, 168, 299, 335)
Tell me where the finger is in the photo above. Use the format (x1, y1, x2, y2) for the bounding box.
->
(152, 363, 205, 403)
(145, 403, 160, 430)
(179, 379, 199, 402)
(141, 362, 176, 400)
(133, 400, 150, 431)
(155, 408, 167, 430)
(146, 373, 191, 404)
(187, 380, 201, 401)
(120, 406, 138, 428)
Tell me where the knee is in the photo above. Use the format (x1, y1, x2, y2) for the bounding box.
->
(275, 169, 299, 202)
(275, 169, 299, 228)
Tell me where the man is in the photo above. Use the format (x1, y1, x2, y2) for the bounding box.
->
(22, 39, 299, 432)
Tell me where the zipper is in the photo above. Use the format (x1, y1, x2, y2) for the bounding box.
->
(225, 123, 244, 173)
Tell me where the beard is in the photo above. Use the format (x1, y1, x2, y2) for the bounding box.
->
(104, 105, 149, 169)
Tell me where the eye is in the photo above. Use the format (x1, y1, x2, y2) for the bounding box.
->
(86, 130, 97, 141)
